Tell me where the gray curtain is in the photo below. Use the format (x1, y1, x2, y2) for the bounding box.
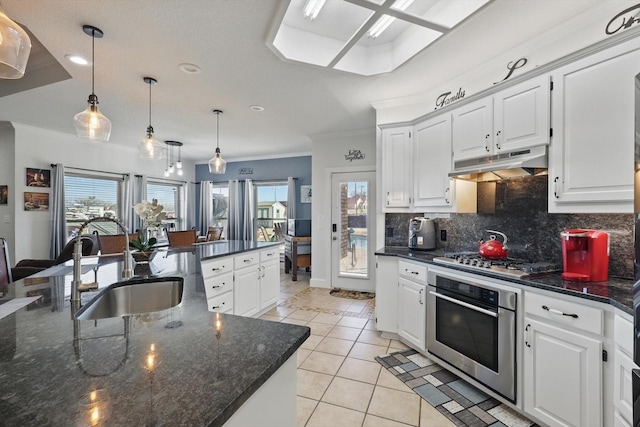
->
(122, 173, 134, 233)
(132, 175, 147, 231)
(184, 182, 196, 231)
(49, 163, 66, 258)
(198, 181, 213, 235)
(243, 179, 256, 241)
(227, 180, 242, 240)
(287, 176, 296, 221)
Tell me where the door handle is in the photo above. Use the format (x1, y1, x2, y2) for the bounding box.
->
(332, 236, 337, 240)
(496, 130, 502, 149)
(419, 288, 423, 305)
(525, 324, 531, 348)
(484, 134, 490, 152)
(332, 224, 337, 232)
(444, 187, 450, 204)
(553, 177, 560, 199)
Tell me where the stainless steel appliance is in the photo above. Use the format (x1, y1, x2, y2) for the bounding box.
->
(408, 217, 436, 250)
(634, 72, 640, 427)
(427, 265, 518, 402)
(434, 252, 560, 278)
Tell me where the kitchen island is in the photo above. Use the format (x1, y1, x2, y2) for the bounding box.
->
(0, 241, 309, 426)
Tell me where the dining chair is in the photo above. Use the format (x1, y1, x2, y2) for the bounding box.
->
(206, 226, 224, 242)
(167, 230, 197, 247)
(97, 234, 132, 255)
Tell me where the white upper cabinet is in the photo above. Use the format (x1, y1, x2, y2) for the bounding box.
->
(381, 126, 413, 210)
(452, 75, 550, 163)
(452, 97, 493, 162)
(549, 39, 639, 213)
(494, 74, 551, 153)
(413, 114, 454, 210)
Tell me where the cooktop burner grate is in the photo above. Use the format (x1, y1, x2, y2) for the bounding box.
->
(435, 252, 561, 278)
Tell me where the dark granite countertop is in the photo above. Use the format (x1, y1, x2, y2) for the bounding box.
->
(375, 246, 634, 315)
(0, 242, 309, 427)
(196, 240, 281, 261)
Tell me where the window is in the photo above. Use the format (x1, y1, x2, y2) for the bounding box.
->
(147, 181, 182, 231)
(64, 173, 123, 241)
(212, 184, 229, 235)
(255, 181, 288, 242)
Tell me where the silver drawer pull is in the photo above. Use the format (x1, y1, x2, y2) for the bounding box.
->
(430, 291, 498, 318)
(243, 258, 253, 263)
(267, 252, 274, 256)
(405, 269, 418, 275)
(542, 305, 578, 319)
(211, 283, 225, 289)
(211, 302, 225, 309)
(212, 266, 224, 271)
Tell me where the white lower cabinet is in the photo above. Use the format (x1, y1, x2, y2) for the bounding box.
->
(259, 248, 280, 310)
(397, 260, 427, 351)
(523, 291, 603, 427)
(202, 247, 280, 318)
(375, 256, 399, 334)
(613, 314, 636, 427)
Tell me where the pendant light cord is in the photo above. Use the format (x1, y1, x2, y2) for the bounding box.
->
(148, 81, 152, 128)
(216, 111, 220, 149)
(91, 27, 95, 96)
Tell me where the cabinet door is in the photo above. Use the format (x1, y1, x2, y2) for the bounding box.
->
(375, 256, 398, 334)
(523, 317, 602, 427)
(614, 348, 635, 426)
(451, 97, 493, 162)
(549, 41, 640, 213)
(260, 260, 280, 310)
(397, 277, 426, 351)
(234, 266, 261, 317)
(494, 74, 550, 153)
(413, 114, 454, 210)
(381, 127, 412, 209)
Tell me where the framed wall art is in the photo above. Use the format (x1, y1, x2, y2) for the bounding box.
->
(26, 168, 50, 188)
(301, 185, 312, 203)
(0, 185, 7, 205)
(24, 192, 49, 211)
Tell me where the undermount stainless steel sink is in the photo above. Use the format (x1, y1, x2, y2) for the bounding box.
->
(74, 277, 184, 320)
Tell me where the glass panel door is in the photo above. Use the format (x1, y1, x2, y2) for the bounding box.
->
(331, 171, 375, 291)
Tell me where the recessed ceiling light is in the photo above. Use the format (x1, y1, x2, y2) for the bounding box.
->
(179, 63, 201, 74)
(65, 54, 90, 66)
(250, 105, 265, 112)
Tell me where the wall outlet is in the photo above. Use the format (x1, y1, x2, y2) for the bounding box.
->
(440, 229, 447, 241)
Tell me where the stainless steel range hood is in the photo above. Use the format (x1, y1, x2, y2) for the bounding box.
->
(449, 145, 548, 182)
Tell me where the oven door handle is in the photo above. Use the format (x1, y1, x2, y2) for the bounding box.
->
(429, 291, 498, 318)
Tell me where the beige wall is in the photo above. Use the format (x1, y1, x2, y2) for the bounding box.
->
(9, 123, 196, 262)
(310, 129, 376, 289)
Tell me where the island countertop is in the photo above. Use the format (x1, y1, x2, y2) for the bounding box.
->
(0, 241, 309, 426)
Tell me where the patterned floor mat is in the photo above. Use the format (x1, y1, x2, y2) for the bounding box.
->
(376, 349, 538, 427)
(279, 287, 375, 319)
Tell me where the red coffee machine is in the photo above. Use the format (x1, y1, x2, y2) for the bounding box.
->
(560, 229, 609, 282)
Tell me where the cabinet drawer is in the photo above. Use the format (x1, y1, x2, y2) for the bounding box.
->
(524, 291, 603, 335)
(207, 291, 233, 313)
(234, 252, 259, 269)
(260, 247, 279, 262)
(204, 272, 234, 299)
(201, 257, 232, 279)
(398, 260, 427, 283)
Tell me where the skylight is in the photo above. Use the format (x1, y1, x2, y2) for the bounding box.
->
(267, 0, 491, 76)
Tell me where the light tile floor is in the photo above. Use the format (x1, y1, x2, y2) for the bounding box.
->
(260, 271, 456, 427)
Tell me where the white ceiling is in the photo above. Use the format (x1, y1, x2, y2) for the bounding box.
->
(0, 0, 625, 163)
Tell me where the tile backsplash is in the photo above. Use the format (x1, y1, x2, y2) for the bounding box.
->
(384, 176, 633, 279)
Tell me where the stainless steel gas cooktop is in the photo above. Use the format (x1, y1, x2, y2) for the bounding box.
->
(433, 251, 560, 279)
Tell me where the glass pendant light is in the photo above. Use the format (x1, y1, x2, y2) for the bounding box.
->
(164, 140, 183, 176)
(0, 7, 31, 79)
(73, 25, 111, 142)
(208, 109, 227, 174)
(138, 77, 163, 159)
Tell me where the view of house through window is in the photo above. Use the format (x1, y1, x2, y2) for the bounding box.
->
(64, 174, 122, 240)
(147, 181, 181, 231)
(256, 182, 287, 242)
(212, 185, 229, 237)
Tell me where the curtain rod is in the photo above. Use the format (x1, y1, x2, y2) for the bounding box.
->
(137, 174, 186, 184)
(193, 177, 297, 184)
(53, 164, 126, 178)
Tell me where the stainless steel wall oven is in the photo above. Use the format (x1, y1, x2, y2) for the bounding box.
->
(427, 266, 518, 402)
